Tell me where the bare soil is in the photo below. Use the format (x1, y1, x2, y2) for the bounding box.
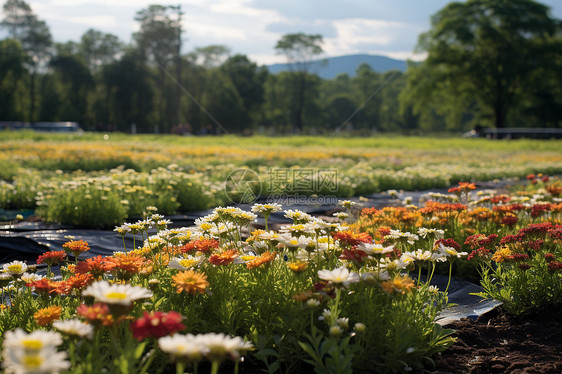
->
(430, 307, 562, 374)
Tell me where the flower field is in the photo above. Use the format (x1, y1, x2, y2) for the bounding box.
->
(0, 168, 561, 373)
(1, 132, 562, 227)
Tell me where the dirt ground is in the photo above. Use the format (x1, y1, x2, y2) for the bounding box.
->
(430, 307, 562, 374)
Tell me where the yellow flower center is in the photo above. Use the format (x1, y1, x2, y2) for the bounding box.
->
(7, 264, 22, 273)
(22, 355, 43, 368)
(179, 259, 197, 268)
(22, 339, 43, 350)
(105, 292, 127, 300)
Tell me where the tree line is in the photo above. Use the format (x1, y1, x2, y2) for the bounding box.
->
(1, 0, 561, 134)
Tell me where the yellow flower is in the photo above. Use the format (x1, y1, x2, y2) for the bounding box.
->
(492, 246, 513, 263)
(287, 260, 308, 273)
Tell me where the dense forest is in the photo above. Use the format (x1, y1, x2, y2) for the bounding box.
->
(1, 0, 561, 134)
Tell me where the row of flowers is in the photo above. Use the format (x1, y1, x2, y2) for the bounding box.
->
(0, 176, 561, 373)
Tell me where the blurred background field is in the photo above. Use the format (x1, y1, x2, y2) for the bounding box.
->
(1, 131, 561, 228)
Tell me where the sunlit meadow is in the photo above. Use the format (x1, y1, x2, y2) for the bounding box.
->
(1, 132, 562, 373)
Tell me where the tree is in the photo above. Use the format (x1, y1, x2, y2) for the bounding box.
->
(80, 29, 123, 73)
(221, 54, 267, 128)
(102, 51, 154, 132)
(134, 4, 183, 132)
(1, 0, 52, 121)
(405, 0, 562, 129)
(275, 33, 323, 132)
(195, 45, 230, 68)
(0, 38, 25, 120)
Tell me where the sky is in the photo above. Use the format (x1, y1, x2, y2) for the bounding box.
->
(21, 0, 562, 65)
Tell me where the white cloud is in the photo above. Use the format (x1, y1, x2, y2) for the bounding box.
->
(210, 0, 281, 19)
(184, 19, 246, 40)
(323, 18, 407, 57)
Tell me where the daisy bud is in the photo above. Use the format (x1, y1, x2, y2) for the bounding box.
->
(354, 322, 366, 334)
(329, 325, 342, 338)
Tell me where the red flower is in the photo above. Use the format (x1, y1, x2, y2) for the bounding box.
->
(339, 248, 368, 265)
(509, 253, 529, 262)
(519, 222, 553, 237)
(544, 253, 556, 263)
(530, 204, 551, 218)
(467, 247, 490, 261)
(434, 238, 461, 251)
(500, 215, 518, 227)
(547, 260, 562, 272)
(36, 251, 66, 266)
(130, 311, 185, 340)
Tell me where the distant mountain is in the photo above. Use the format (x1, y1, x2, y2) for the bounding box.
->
(265, 54, 408, 79)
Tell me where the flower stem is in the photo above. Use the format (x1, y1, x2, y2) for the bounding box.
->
(210, 361, 220, 374)
(444, 261, 453, 293)
(175, 361, 185, 374)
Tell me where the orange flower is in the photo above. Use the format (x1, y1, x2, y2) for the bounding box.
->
(106, 252, 145, 277)
(36, 250, 66, 266)
(77, 303, 114, 326)
(448, 182, 476, 194)
(181, 239, 220, 254)
(27, 279, 70, 295)
(75, 255, 113, 278)
(287, 260, 308, 273)
(34, 305, 62, 326)
(63, 240, 90, 257)
(66, 273, 94, 291)
(172, 270, 209, 295)
(380, 275, 415, 294)
(208, 249, 239, 266)
(246, 251, 277, 269)
(333, 230, 372, 247)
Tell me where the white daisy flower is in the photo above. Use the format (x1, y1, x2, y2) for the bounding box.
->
(53, 319, 94, 340)
(2, 346, 69, 374)
(251, 203, 282, 214)
(82, 281, 153, 306)
(318, 267, 360, 288)
(195, 332, 253, 361)
(3, 261, 28, 276)
(356, 243, 395, 256)
(158, 334, 208, 362)
(19, 273, 44, 283)
(3, 329, 63, 351)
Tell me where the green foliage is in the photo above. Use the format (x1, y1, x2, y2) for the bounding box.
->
(403, 0, 562, 129)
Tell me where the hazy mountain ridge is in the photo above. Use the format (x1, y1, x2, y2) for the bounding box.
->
(265, 54, 408, 79)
